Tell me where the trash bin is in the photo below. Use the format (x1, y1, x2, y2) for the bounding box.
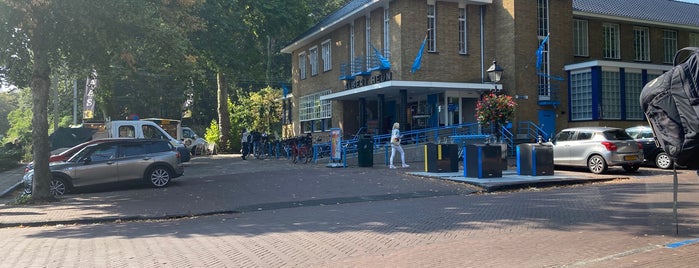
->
(357, 135, 373, 167)
(516, 143, 554, 176)
(424, 143, 459, 172)
(464, 144, 502, 178)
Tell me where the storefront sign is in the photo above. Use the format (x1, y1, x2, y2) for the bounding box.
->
(344, 72, 392, 90)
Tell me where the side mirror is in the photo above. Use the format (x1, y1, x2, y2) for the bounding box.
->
(82, 157, 92, 164)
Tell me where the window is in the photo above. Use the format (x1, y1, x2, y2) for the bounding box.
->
(690, 33, 699, 47)
(537, 0, 549, 37)
(576, 131, 592, 140)
(118, 126, 136, 138)
(625, 71, 643, 120)
(142, 125, 167, 140)
(633, 27, 650, 61)
(573, 19, 588, 56)
(555, 131, 573, 142)
(321, 40, 332, 72)
(458, 5, 468, 54)
(603, 23, 620, 59)
(299, 52, 307, 80)
(570, 70, 592, 121)
(427, 2, 436, 52)
(121, 143, 144, 157)
(349, 23, 355, 72)
(383, 6, 390, 53)
(299, 90, 332, 122)
(537, 0, 550, 97)
(663, 30, 677, 63)
(90, 144, 118, 162)
(299, 90, 332, 133)
(365, 15, 371, 70)
(601, 70, 620, 120)
(309, 46, 318, 76)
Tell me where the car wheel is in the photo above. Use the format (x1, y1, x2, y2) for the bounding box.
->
(147, 166, 172, 188)
(49, 176, 69, 196)
(622, 163, 640, 172)
(588, 155, 608, 174)
(655, 152, 673, 169)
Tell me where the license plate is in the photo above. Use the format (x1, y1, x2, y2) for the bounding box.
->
(624, 155, 638, 161)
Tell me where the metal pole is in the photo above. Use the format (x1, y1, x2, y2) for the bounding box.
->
(73, 79, 77, 125)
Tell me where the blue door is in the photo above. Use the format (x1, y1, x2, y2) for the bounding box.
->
(538, 110, 556, 140)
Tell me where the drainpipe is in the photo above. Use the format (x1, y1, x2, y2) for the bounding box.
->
(480, 5, 486, 83)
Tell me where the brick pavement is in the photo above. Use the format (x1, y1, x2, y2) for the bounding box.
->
(0, 154, 698, 267)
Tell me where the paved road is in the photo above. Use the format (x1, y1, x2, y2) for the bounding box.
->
(1, 154, 698, 267)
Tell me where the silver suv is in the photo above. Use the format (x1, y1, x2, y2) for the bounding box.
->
(549, 127, 644, 174)
(23, 139, 184, 196)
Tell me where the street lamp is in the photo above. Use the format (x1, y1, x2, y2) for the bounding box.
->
(486, 60, 504, 94)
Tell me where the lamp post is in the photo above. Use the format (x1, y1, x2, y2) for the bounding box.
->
(486, 60, 504, 94)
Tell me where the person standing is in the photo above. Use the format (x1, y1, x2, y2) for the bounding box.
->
(389, 122, 409, 169)
(241, 129, 251, 160)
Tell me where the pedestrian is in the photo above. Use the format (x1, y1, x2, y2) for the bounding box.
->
(241, 128, 251, 160)
(251, 129, 261, 158)
(389, 122, 409, 169)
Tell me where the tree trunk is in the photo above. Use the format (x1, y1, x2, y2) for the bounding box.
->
(217, 72, 232, 151)
(29, 30, 54, 201)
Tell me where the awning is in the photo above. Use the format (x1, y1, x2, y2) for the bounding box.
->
(320, 80, 498, 101)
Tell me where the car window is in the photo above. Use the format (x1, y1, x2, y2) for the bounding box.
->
(576, 131, 593, 140)
(639, 130, 654, 139)
(183, 129, 194, 139)
(118, 126, 136, 138)
(89, 144, 118, 161)
(120, 143, 145, 157)
(142, 125, 167, 140)
(603, 129, 633, 140)
(555, 131, 573, 142)
(147, 141, 172, 153)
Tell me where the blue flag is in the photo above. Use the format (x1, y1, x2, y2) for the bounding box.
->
(282, 84, 289, 98)
(536, 34, 549, 71)
(411, 36, 427, 73)
(371, 45, 391, 69)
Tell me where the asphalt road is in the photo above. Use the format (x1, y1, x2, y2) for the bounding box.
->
(1, 154, 698, 267)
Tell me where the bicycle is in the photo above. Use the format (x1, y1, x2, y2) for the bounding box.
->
(289, 136, 312, 164)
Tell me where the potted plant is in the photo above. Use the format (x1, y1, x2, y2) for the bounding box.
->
(475, 93, 517, 142)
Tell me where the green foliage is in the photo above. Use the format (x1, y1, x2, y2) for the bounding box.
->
(204, 119, 221, 144)
(230, 86, 282, 137)
(476, 93, 518, 130)
(0, 91, 19, 136)
(0, 144, 21, 171)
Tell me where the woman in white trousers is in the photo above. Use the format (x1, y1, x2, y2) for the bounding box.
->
(389, 122, 409, 169)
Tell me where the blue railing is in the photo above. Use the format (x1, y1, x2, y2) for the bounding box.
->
(310, 122, 534, 164)
(517, 121, 551, 142)
(339, 51, 392, 80)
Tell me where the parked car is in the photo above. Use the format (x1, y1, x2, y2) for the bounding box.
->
(23, 139, 184, 196)
(625, 126, 674, 169)
(24, 138, 129, 173)
(548, 127, 644, 174)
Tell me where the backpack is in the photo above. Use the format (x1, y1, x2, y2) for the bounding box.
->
(640, 47, 699, 169)
(246, 133, 252, 143)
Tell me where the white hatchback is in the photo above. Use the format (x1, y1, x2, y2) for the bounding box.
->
(549, 127, 644, 174)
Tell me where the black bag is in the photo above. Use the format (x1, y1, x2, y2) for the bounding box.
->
(640, 47, 699, 169)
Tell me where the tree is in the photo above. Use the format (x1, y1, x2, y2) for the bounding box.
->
(0, 0, 203, 201)
(231, 86, 282, 141)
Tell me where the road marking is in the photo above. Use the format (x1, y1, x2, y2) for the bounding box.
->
(666, 237, 699, 249)
(561, 244, 663, 267)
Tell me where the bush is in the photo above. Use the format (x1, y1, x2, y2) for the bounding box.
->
(0, 146, 21, 172)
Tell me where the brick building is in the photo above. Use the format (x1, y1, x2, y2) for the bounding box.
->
(280, 0, 699, 141)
